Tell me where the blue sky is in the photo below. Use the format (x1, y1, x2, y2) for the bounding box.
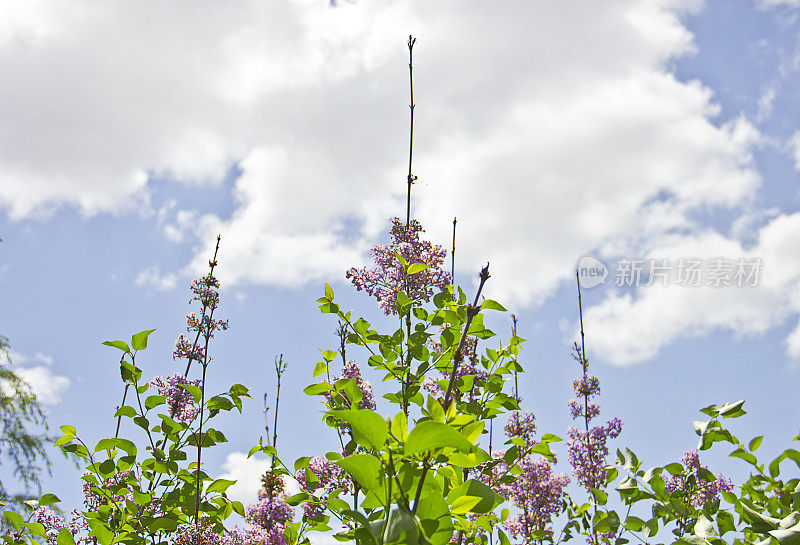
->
(2, 0, 800, 538)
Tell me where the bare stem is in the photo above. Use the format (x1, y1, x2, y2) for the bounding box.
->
(451, 217, 457, 286)
(442, 263, 491, 411)
(406, 35, 417, 228)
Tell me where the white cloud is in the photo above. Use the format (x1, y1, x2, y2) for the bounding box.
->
(582, 212, 800, 365)
(8, 365, 71, 405)
(756, 85, 777, 121)
(219, 452, 300, 507)
(756, 0, 800, 8)
(135, 266, 178, 291)
(1, 1, 782, 353)
(789, 130, 800, 170)
(219, 452, 269, 506)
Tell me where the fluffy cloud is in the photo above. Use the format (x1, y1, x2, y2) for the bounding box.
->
(582, 212, 800, 365)
(789, 130, 800, 170)
(135, 266, 179, 291)
(13, 365, 70, 405)
(1, 350, 70, 405)
(0, 2, 777, 346)
(219, 452, 299, 507)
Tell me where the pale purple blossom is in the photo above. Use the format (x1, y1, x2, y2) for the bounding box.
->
(504, 411, 537, 448)
(172, 518, 224, 545)
(245, 498, 294, 529)
(665, 449, 734, 508)
(566, 418, 623, 492)
(172, 334, 205, 361)
(151, 373, 201, 421)
(346, 218, 452, 315)
(329, 360, 376, 411)
(297, 455, 350, 519)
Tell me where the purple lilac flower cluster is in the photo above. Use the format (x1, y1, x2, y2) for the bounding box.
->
(225, 473, 294, 545)
(172, 334, 205, 361)
(480, 412, 570, 544)
(328, 360, 376, 411)
(665, 449, 734, 508)
(505, 410, 538, 448)
(565, 355, 623, 493)
(173, 516, 224, 545)
(296, 455, 349, 519)
(172, 271, 229, 365)
(346, 218, 452, 315)
(34, 471, 133, 544)
(566, 418, 623, 491)
(151, 373, 201, 421)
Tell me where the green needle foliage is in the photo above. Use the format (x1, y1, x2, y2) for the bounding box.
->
(0, 335, 53, 503)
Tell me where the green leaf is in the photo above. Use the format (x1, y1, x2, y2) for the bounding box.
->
(144, 395, 165, 410)
(56, 528, 76, 545)
(695, 514, 715, 538)
(480, 299, 507, 311)
(717, 511, 735, 535)
(447, 479, 499, 514)
(114, 405, 137, 418)
(325, 409, 387, 449)
(324, 283, 334, 301)
(206, 479, 236, 494)
(396, 291, 413, 317)
(303, 382, 333, 396)
(130, 329, 156, 351)
(405, 421, 473, 456)
(336, 454, 381, 491)
(625, 516, 645, 532)
(719, 400, 746, 418)
(407, 263, 429, 275)
(94, 437, 137, 456)
(749, 436, 764, 452)
(178, 383, 203, 403)
(730, 448, 758, 465)
(38, 493, 60, 507)
(102, 340, 130, 353)
(3, 511, 23, 529)
(150, 517, 179, 533)
(591, 488, 608, 506)
(312, 361, 328, 378)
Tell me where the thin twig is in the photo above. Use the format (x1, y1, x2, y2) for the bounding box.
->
(451, 217, 457, 286)
(442, 264, 491, 411)
(406, 34, 417, 228)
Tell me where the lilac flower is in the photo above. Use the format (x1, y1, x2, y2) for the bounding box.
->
(34, 507, 69, 545)
(566, 418, 623, 492)
(329, 360, 376, 411)
(80, 470, 131, 511)
(172, 518, 224, 545)
(296, 455, 350, 519)
(172, 334, 205, 361)
(224, 526, 284, 545)
(151, 373, 201, 421)
(504, 411, 537, 448)
(502, 454, 570, 542)
(665, 449, 734, 509)
(346, 218, 452, 315)
(479, 421, 570, 544)
(245, 498, 294, 529)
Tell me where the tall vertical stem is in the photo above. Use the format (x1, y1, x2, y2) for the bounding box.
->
(406, 35, 416, 228)
(576, 270, 597, 545)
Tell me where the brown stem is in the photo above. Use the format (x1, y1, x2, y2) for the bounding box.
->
(451, 217, 457, 286)
(406, 35, 417, 228)
(442, 263, 491, 411)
